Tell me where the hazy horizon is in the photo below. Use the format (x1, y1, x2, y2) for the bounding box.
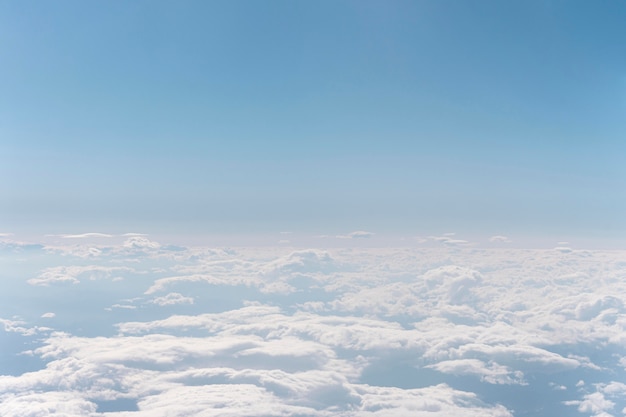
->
(2, 0, 625, 240)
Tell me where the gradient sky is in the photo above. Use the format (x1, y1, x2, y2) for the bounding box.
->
(2, 1, 625, 239)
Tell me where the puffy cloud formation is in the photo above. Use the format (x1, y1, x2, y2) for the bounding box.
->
(1, 236, 626, 416)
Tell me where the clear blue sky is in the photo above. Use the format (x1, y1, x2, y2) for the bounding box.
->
(2, 1, 625, 238)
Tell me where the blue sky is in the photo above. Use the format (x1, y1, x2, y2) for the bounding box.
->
(2, 1, 625, 239)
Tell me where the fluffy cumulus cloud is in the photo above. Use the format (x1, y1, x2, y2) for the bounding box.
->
(1, 237, 626, 416)
(564, 382, 626, 417)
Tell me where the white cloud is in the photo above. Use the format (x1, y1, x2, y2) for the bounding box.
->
(565, 391, 615, 416)
(429, 234, 471, 246)
(601, 381, 626, 396)
(0, 391, 97, 417)
(122, 236, 161, 250)
(336, 231, 375, 239)
(0, 322, 516, 416)
(59, 233, 113, 239)
(426, 359, 525, 385)
(144, 274, 218, 295)
(151, 292, 194, 306)
(136, 384, 317, 417)
(28, 265, 134, 286)
(356, 384, 513, 417)
(144, 249, 342, 296)
(260, 249, 338, 276)
(448, 343, 581, 372)
(41, 312, 56, 319)
(489, 235, 511, 243)
(554, 246, 573, 253)
(110, 304, 137, 310)
(0, 318, 50, 336)
(2, 239, 626, 417)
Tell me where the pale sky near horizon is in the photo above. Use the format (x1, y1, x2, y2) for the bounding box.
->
(2, 1, 625, 240)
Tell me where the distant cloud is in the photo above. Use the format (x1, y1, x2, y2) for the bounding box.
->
(40, 312, 56, 319)
(28, 265, 134, 286)
(336, 230, 375, 239)
(489, 235, 512, 243)
(111, 304, 137, 310)
(315, 231, 375, 239)
(58, 233, 113, 239)
(429, 234, 470, 246)
(151, 292, 194, 306)
(121, 236, 161, 251)
(554, 246, 573, 253)
(144, 274, 216, 295)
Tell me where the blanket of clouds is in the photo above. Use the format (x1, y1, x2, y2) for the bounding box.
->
(1, 233, 626, 417)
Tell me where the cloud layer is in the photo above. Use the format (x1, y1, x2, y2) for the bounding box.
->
(1, 235, 626, 416)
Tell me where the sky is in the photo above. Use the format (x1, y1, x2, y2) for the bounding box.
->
(2, 4, 626, 415)
(2, 0, 626, 241)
